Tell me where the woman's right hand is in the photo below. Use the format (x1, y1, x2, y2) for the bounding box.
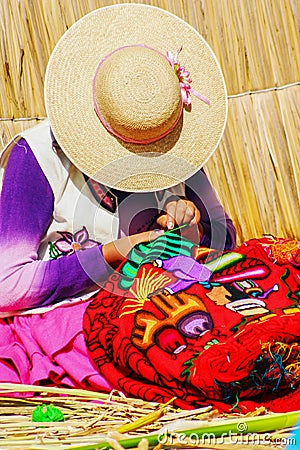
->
(102, 229, 164, 268)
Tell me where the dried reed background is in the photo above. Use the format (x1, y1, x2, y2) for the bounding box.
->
(0, 0, 299, 243)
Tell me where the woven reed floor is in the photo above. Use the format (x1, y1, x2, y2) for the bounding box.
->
(0, 384, 298, 449)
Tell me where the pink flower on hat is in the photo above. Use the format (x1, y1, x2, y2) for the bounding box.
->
(167, 47, 210, 106)
(55, 227, 98, 256)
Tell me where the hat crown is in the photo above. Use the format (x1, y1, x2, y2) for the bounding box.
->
(93, 45, 182, 145)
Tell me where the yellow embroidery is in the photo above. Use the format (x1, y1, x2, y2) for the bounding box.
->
(261, 341, 300, 376)
(119, 267, 170, 317)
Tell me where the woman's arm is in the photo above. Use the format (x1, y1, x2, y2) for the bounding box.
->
(185, 169, 236, 250)
(0, 140, 164, 313)
(0, 139, 111, 312)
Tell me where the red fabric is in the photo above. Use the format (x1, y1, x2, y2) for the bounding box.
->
(83, 236, 300, 412)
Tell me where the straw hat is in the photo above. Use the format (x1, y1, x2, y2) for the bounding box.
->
(44, 3, 227, 192)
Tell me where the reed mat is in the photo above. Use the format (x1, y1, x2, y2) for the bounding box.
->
(0, 384, 298, 449)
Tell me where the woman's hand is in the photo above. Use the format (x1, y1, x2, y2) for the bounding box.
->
(156, 198, 204, 243)
(102, 229, 164, 268)
(156, 198, 200, 229)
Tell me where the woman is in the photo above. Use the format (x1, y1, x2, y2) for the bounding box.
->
(0, 4, 235, 390)
(0, 4, 235, 314)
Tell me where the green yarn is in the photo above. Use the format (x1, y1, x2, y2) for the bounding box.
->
(32, 404, 64, 422)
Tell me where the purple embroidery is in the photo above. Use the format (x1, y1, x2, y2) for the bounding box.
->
(53, 227, 98, 257)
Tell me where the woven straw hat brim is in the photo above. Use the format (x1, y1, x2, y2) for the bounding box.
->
(44, 3, 227, 192)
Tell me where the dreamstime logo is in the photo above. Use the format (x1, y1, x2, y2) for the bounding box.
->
(157, 426, 297, 447)
(236, 421, 248, 432)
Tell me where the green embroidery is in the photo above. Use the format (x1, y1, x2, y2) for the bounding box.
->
(48, 241, 63, 260)
(204, 338, 219, 350)
(181, 352, 200, 383)
(118, 233, 195, 290)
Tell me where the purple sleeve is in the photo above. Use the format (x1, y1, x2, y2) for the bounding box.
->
(185, 169, 236, 250)
(0, 139, 110, 312)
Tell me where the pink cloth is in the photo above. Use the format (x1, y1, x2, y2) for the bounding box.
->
(0, 300, 112, 392)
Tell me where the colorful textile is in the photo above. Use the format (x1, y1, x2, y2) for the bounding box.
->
(83, 234, 300, 412)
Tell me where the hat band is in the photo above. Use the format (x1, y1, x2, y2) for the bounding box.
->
(92, 44, 183, 144)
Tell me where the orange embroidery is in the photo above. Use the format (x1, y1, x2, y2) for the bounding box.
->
(263, 237, 300, 265)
